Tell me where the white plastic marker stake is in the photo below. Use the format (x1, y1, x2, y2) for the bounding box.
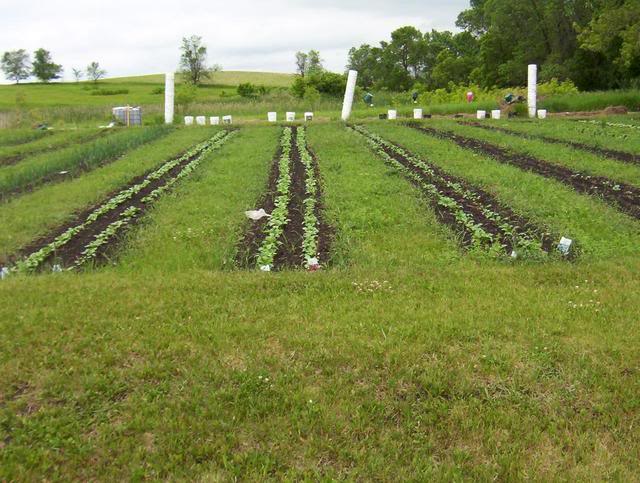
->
(286, 112, 295, 122)
(223, 115, 232, 124)
(491, 110, 501, 119)
(305, 112, 314, 121)
(528, 64, 537, 118)
(477, 110, 486, 120)
(557, 237, 573, 255)
(196, 116, 206, 126)
(268, 112, 277, 122)
(245, 209, 271, 221)
(184, 116, 194, 126)
(413, 108, 423, 119)
(537, 109, 547, 119)
(210, 116, 220, 125)
(164, 72, 174, 124)
(388, 110, 397, 120)
(341, 70, 358, 121)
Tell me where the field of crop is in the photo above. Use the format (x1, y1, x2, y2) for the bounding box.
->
(1, 116, 639, 480)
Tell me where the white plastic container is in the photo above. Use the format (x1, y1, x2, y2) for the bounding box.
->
(304, 112, 313, 121)
(196, 116, 206, 126)
(491, 110, 501, 120)
(537, 109, 547, 119)
(184, 116, 194, 126)
(223, 115, 232, 125)
(210, 116, 220, 125)
(388, 110, 397, 120)
(413, 108, 423, 119)
(267, 112, 277, 122)
(286, 112, 296, 122)
(477, 110, 486, 120)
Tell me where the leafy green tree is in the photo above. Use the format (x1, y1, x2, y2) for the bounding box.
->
(86, 61, 106, 82)
(295, 52, 308, 77)
(303, 85, 321, 109)
(1, 49, 31, 84)
(306, 50, 324, 76)
(32, 49, 63, 82)
(72, 68, 83, 82)
(180, 36, 219, 85)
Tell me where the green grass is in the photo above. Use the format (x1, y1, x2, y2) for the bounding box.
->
(540, 89, 640, 113)
(1, 121, 640, 480)
(0, 126, 169, 199)
(0, 128, 52, 147)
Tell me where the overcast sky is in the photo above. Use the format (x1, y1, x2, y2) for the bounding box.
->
(0, 0, 470, 82)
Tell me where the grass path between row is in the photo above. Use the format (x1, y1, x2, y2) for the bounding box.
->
(370, 122, 640, 259)
(0, 127, 218, 262)
(116, 126, 279, 272)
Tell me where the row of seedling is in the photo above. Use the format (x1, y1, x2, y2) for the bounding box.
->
(351, 125, 559, 258)
(6, 130, 235, 274)
(241, 126, 329, 271)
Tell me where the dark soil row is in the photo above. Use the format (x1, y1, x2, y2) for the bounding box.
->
(408, 123, 640, 220)
(0, 130, 112, 167)
(357, 128, 554, 254)
(15, 132, 231, 269)
(237, 127, 331, 270)
(460, 121, 640, 166)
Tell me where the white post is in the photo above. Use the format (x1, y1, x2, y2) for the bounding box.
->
(164, 72, 175, 124)
(341, 70, 358, 121)
(528, 64, 537, 118)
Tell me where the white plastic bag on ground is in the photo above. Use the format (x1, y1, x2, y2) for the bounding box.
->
(245, 209, 271, 221)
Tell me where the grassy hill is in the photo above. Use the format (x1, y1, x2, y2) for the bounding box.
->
(0, 71, 295, 110)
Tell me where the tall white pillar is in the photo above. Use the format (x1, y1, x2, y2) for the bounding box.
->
(341, 70, 358, 122)
(528, 64, 537, 118)
(164, 72, 175, 124)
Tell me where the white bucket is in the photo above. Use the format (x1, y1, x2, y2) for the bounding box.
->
(491, 110, 501, 120)
(210, 116, 220, 125)
(477, 110, 486, 120)
(286, 112, 295, 122)
(388, 110, 397, 120)
(537, 109, 547, 119)
(304, 112, 313, 121)
(184, 116, 194, 126)
(413, 108, 423, 119)
(267, 112, 277, 122)
(196, 116, 206, 126)
(223, 115, 232, 125)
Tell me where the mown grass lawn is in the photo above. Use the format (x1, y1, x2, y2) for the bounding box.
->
(1, 121, 639, 480)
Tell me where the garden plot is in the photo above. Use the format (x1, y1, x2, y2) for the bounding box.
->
(408, 123, 640, 220)
(238, 126, 331, 271)
(0, 126, 169, 201)
(0, 128, 52, 147)
(0, 128, 114, 167)
(460, 121, 639, 166)
(7, 130, 236, 273)
(351, 125, 555, 258)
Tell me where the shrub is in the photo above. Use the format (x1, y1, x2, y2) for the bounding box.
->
(90, 89, 129, 96)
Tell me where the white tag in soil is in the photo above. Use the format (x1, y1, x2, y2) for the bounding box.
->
(245, 209, 271, 221)
(557, 237, 573, 255)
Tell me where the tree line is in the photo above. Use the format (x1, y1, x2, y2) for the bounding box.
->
(1, 48, 107, 84)
(347, 0, 640, 91)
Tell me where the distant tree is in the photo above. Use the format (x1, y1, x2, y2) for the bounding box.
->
(306, 50, 324, 76)
(32, 48, 63, 82)
(180, 36, 218, 85)
(295, 50, 324, 77)
(295, 51, 308, 77)
(1, 49, 31, 84)
(72, 68, 84, 82)
(86, 62, 106, 82)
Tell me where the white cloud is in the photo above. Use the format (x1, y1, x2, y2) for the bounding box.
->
(0, 0, 469, 82)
